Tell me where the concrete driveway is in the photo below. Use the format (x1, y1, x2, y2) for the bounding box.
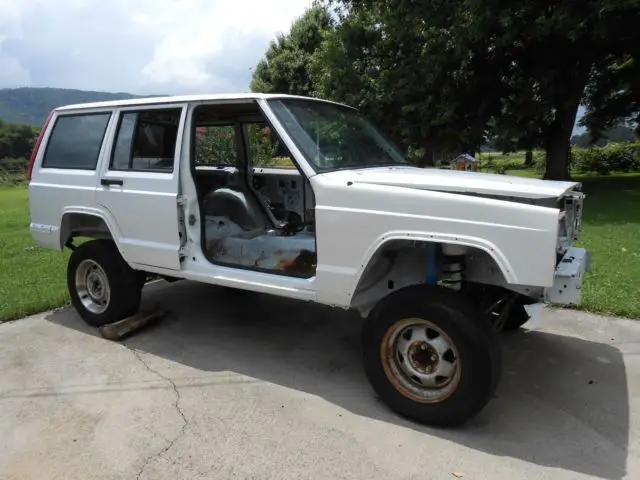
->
(1, 280, 638, 480)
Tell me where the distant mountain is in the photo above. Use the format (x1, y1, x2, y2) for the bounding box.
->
(0, 87, 147, 126)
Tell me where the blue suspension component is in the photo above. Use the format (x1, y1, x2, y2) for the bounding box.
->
(425, 243, 437, 284)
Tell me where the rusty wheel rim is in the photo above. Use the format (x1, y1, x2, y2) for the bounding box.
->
(380, 317, 461, 404)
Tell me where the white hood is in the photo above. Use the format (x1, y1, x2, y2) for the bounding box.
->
(324, 166, 580, 199)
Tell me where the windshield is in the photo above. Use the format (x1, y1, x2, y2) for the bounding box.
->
(267, 98, 409, 172)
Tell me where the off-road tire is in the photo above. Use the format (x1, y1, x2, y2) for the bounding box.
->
(362, 284, 502, 427)
(67, 240, 142, 327)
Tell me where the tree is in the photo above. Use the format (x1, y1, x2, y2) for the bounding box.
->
(0, 119, 39, 167)
(252, 0, 640, 178)
(580, 16, 640, 141)
(315, 0, 640, 179)
(250, 2, 334, 96)
(466, 0, 640, 179)
(309, 0, 503, 165)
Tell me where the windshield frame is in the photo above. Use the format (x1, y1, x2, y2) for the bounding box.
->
(265, 98, 409, 174)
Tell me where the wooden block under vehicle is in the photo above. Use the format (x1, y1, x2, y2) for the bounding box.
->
(98, 307, 168, 341)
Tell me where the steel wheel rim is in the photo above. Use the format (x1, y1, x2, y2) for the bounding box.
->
(381, 317, 461, 403)
(75, 259, 111, 314)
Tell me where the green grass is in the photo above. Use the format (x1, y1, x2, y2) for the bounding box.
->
(571, 174, 640, 319)
(1, 172, 639, 321)
(477, 153, 640, 317)
(0, 186, 70, 321)
(476, 162, 640, 317)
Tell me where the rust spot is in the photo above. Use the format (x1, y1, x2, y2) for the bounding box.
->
(277, 249, 317, 275)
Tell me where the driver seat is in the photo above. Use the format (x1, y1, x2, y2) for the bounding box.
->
(203, 175, 269, 231)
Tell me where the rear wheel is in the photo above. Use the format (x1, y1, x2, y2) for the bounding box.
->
(67, 240, 142, 327)
(362, 285, 501, 427)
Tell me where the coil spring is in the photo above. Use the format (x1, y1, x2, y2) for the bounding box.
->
(441, 254, 465, 291)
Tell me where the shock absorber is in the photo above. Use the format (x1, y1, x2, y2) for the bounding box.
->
(440, 244, 467, 291)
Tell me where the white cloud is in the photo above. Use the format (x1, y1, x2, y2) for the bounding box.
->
(0, 0, 312, 93)
(0, 0, 30, 85)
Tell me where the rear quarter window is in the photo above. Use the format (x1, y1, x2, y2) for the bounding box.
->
(42, 112, 112, 170)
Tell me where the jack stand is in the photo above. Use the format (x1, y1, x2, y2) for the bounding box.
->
(99, 306, 168, 341)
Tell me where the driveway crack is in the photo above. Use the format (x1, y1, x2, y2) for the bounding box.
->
(128, 348, 189, 480)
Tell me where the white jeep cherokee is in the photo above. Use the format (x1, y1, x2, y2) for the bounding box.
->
(27, 93, 590, 427)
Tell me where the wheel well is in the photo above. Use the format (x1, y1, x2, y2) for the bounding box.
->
(60, 213, 113, 250)
(350, 239, 510, 317)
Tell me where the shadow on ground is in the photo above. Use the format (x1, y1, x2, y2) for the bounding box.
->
(46, 280, 630, 480)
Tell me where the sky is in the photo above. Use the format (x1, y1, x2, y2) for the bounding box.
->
(0, 0, 313, 95)
(0, 0, 586, 133)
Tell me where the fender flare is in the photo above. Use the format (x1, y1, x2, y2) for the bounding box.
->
(348, 230, 517, 297)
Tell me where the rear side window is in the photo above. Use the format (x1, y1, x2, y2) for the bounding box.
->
(42, 113, 111, 170)
(111, 108, 182, 172)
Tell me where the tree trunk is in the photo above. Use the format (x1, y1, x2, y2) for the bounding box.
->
(543, 103, 582, 180)
(544, 121, 575, 180)
(419, 147, 435, 167)
(543, 76, 587, 180)
(524, 149, 533, 166)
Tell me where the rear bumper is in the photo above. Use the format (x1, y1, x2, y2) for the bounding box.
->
(544, 247, 591, 305)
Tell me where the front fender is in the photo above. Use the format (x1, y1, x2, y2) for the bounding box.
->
(311, 177, 561, 308)
(350, 231, 517, 296)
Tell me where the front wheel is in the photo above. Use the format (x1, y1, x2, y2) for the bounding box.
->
(67, 240, 142, 327)
(362, 285, 501, 427)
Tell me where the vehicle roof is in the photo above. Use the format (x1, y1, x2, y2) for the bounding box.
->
(55, 93, 353, 112)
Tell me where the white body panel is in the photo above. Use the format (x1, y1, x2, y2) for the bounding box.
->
(28, 93, 589, 311)
(29, 169, 99, 250)
(95, 105, 187, 270)
(28, 109, 109, 251)
(309, 170, 560, 306)
(339, 165, 580, 199)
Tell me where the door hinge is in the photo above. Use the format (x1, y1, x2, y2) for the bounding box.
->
(177, 195, 188, 206)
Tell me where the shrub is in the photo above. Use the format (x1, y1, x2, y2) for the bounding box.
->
(0, 157, 28, 171)
(533, 143, 640, 176)
(572, 142, 640, 175)
(493, 164, 507, 174)
(533, 151, 546, 173)
(0, 157, 28, 185)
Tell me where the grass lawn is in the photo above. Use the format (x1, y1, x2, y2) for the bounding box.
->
(571, 174, 640, 319)
(0, 186, 70, 321)
(1, 172, 639, 321)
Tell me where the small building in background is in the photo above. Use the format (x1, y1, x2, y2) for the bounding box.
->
(451, 153, 478, 171)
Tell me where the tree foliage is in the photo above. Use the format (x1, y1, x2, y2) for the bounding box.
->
(194, 124, 285, 168)
(309, 0, 502, 164)
(465, 0, 640, 179)
(250, 2, 335, 96)
(0, 119, 39, 171)
(254, 0, 640, 179)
